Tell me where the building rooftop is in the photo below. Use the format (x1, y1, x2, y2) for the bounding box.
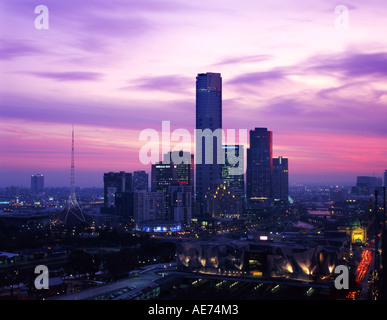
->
(0, 252, 17, 258)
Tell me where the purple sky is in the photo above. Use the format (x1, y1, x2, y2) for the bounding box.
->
(1, 0, 387, 188)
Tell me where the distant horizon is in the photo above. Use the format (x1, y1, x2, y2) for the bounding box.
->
(0, 168, 384, 189)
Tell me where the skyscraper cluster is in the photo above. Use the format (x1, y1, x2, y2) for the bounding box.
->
(102, 72, 289, 228)
(195, 73, 289, 216)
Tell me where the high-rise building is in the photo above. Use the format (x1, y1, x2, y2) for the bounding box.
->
(169, 184, 192, 225)
(103, 171, 132, 211)
(115, 192, 134, 220)
(272, 156, 289, 202)
(195, 72, 223, 216)
(351, 176, 382, 196)
(221, 145, 244, 195)
(384, 170, 387, 187)
(205, 183, 242, 218)
(133, 190, 165, 222)
(163, 151, 194, 186)
(151, 162, 177, 192)
(31, 174, 44, 193)
(246, 128, 273, 201)
(151, 161, 177, 219)
(152, 151, 194, 219)
(133, 170, 149, 192)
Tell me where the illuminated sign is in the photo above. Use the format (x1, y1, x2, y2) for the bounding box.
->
(135, 223, 181, 233)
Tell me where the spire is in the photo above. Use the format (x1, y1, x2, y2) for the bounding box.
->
(70, 123, 75, 201)
(51, 124, 88, 226)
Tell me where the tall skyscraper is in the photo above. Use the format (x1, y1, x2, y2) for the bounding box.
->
(272, 156, 289, 202)
(103, 171, 132, 210)
(221, 145, 244, 194)
(384, 170, 387, 187)
(133, 170, 149, 192)
(31, 174, 44, 193)
(246, 128, 273, 201)
(195, 72, 222, 216)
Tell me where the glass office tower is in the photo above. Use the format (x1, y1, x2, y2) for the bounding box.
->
(31, 174, 44, 193)
(272, 156, 289, 202)
(221, 145, 244, 194)
(246, 128, 273, 201)
(195, 72, 222, 216)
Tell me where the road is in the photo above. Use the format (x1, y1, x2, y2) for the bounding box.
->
(49, 263, 175, 300)
(355, 246, 377, 300)
(355, 249, 372, 285)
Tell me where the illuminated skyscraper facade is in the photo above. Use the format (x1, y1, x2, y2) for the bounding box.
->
(246, 128, 273, 201)
(195, 72, 222, 216)
(272, 156, 289, 202)
(221, 145, 244, 195)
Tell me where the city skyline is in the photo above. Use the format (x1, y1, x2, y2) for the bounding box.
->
(1, 0, 387, 187)
(2, 0, 387, 305)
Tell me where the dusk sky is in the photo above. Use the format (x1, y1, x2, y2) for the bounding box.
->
(1, 0, 386, 188)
